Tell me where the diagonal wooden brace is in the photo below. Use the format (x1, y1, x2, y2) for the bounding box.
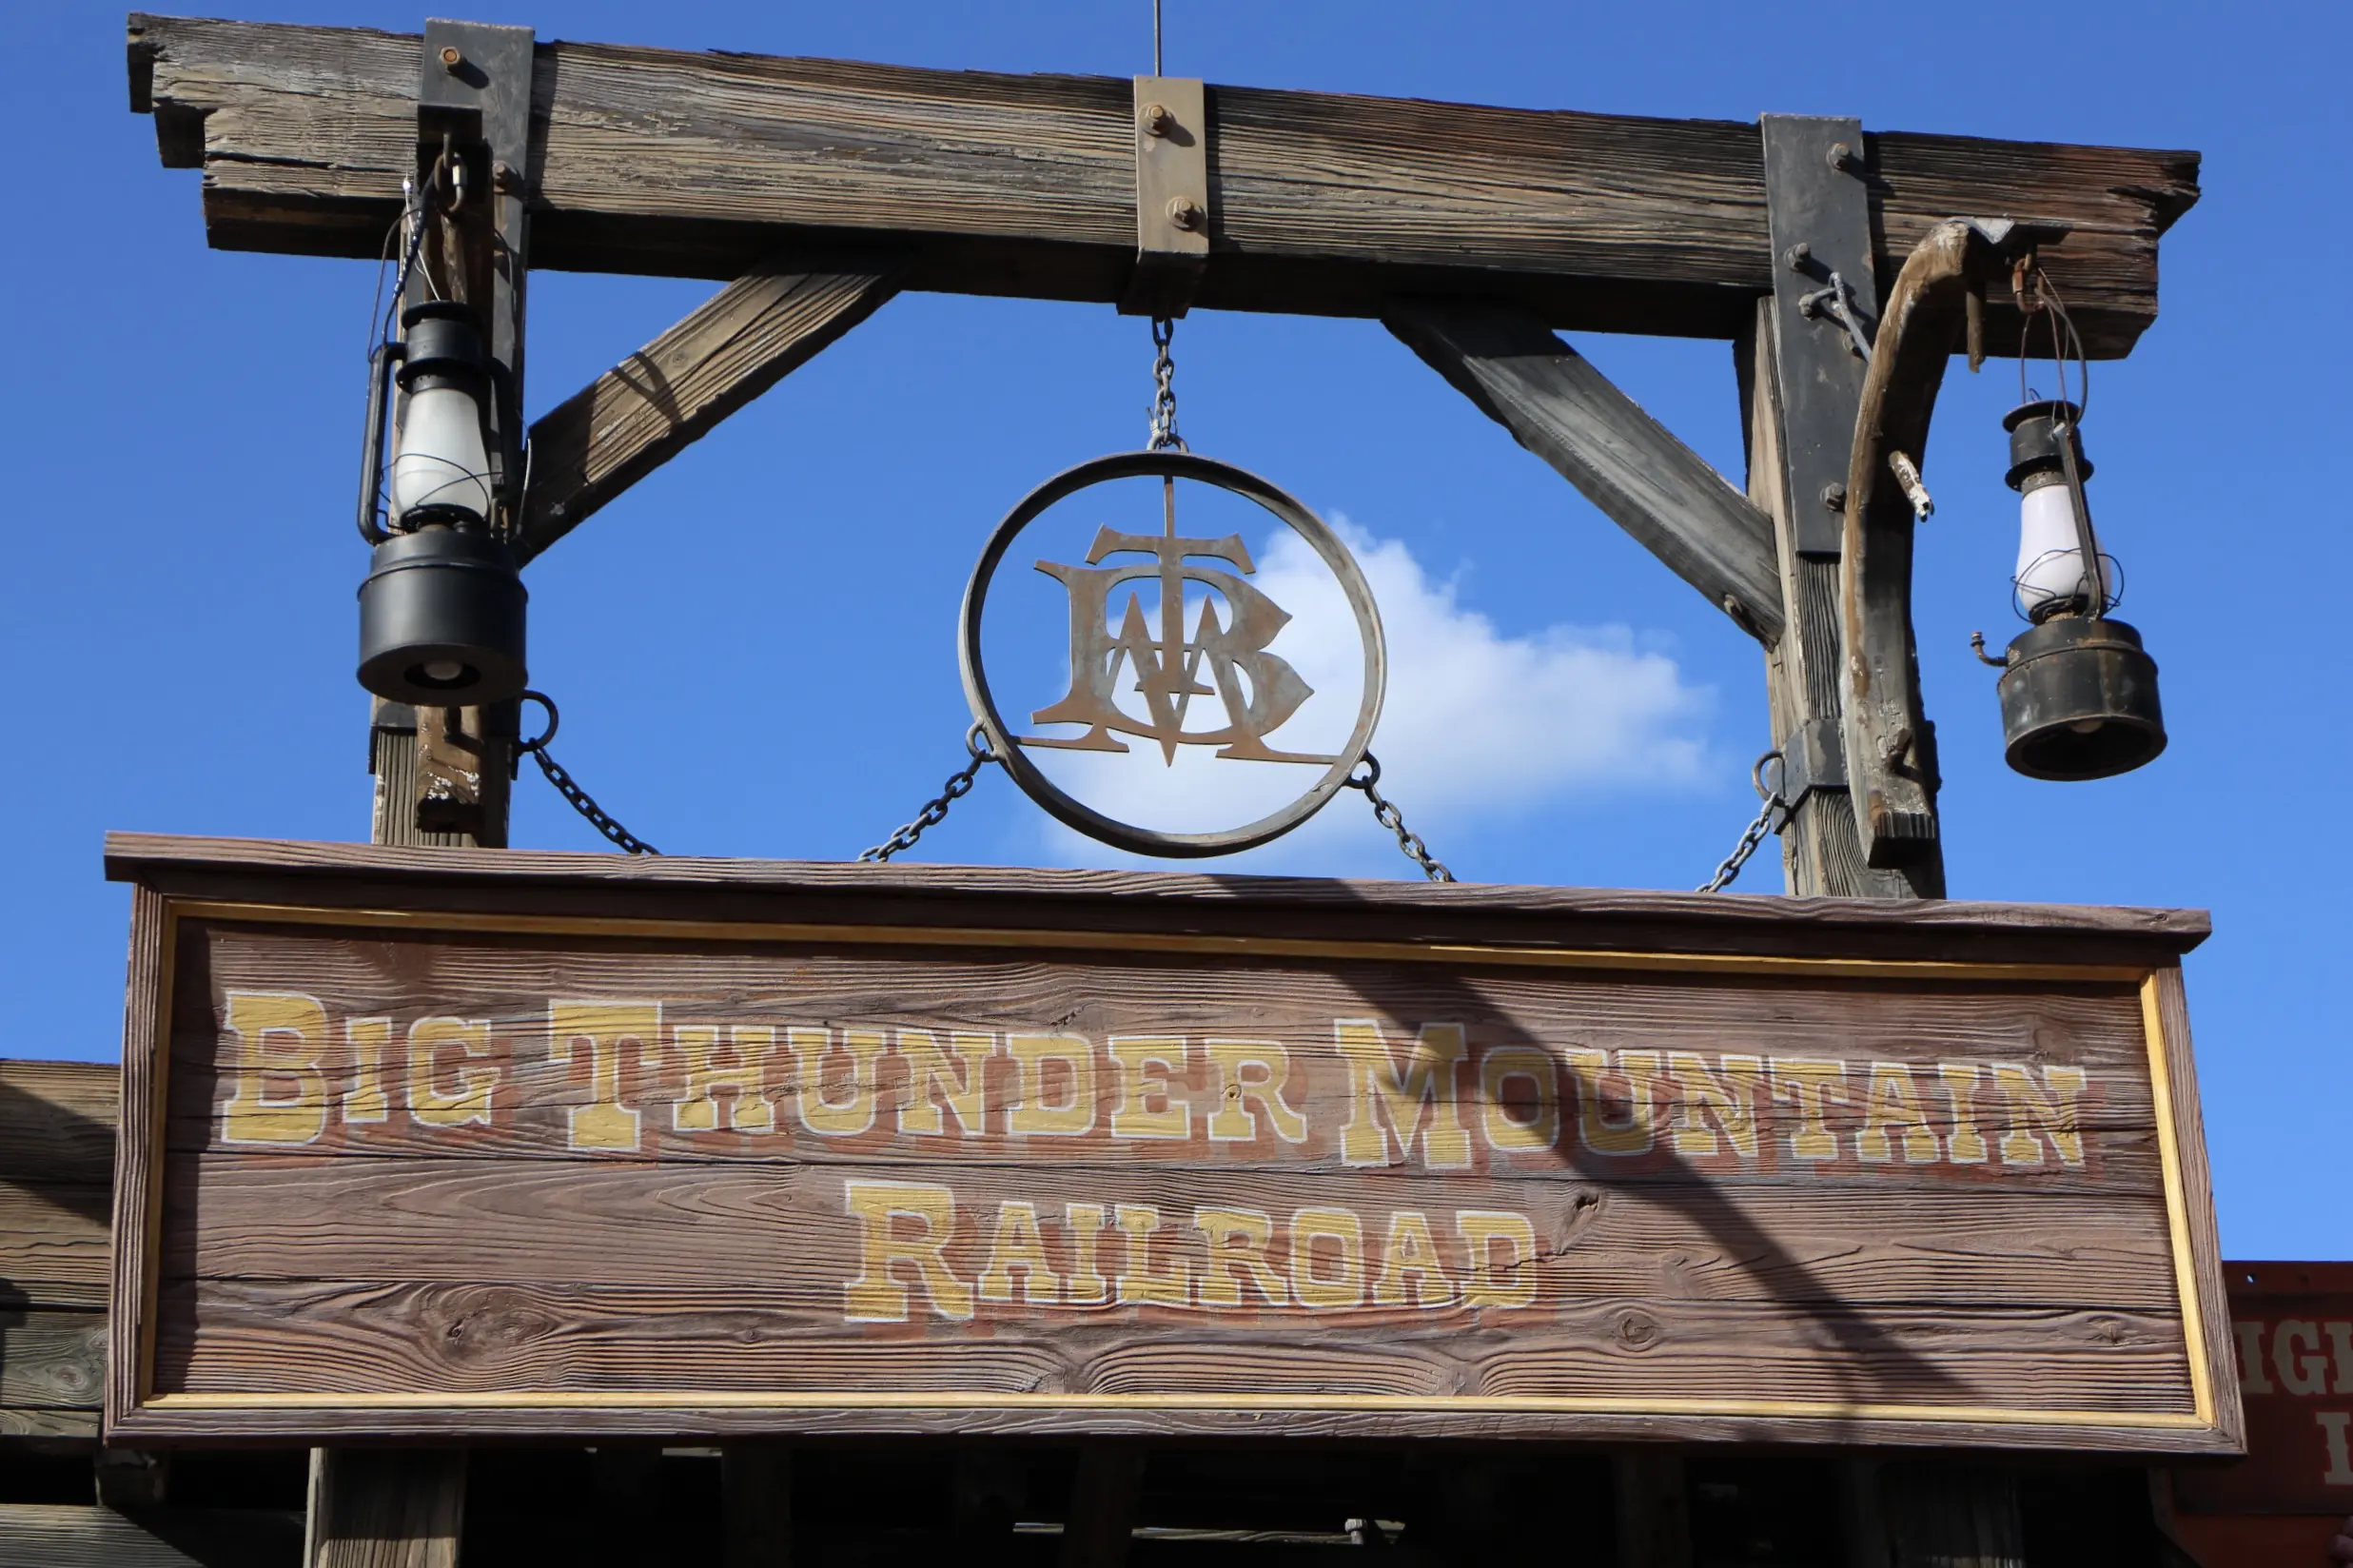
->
(517, 261, 906, 562)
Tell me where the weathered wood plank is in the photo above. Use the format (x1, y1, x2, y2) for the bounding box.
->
(124, 15, 2199, 357)
(306, 1450, 463, 1568)
(161, 1158, 2180, 1306)
(518, 264, 904, 562)
(0, 1183, 111, 1307)
(98, 833, 2213, 956)
(0, 1062, 117, 1186)
(0, 1309, 107, 1410)
(1383, 301, 1782, 643)
(0, 1505, 303, 1567)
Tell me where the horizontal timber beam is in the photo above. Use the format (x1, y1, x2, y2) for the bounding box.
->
(126, 14, 2198, 358)
(1386, 299, 1783, 643)
(519, 262, 904, 561)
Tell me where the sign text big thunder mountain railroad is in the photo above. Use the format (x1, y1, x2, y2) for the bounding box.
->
(210, 993, 2100, 1325)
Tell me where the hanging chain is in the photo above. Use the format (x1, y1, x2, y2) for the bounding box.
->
(1147, 317, 1186, 452)
(1346, 754, 1455, 883)
(861, 724, 999, 863)
(1698, 750, 1790, 892)
(517, 692, 661, 855)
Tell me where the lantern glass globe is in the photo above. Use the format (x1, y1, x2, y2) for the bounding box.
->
(390, 384, 494, 524)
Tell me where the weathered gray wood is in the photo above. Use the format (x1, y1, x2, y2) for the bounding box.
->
(306, 1451, 464, 1568)
(1384, 301, 1782, 643)
(517, 264, 902, 561)
(0, 1309, 106, 1411)
(123, 15, 2198, 359)
(0, 1060, 115, 1186)
(0, 1504, 303, 1567)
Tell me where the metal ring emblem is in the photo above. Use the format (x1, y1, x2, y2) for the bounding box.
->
(959, 450, 1386, 857)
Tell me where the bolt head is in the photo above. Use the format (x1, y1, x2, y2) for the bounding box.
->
(1783, 242, 1812, 270)
(1166, 194, 1203, 230)
(1142, 103, 1174, 136)
(440, 45, 463, 71)
(1821, 480, 1849, 510)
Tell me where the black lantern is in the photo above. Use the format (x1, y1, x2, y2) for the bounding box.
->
(354, 300, 528, 706)
(1987, 399, 2165, 781)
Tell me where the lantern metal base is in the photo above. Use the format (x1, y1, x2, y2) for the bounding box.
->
(357, 527, 528, 706)
(1995, 615, 2165, 782)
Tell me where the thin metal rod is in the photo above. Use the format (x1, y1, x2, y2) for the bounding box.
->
(1153, 0, 1163, 75)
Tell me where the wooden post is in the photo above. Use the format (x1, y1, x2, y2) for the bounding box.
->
(1613, 1453, 1692, 1568)
(724, 1445, 794, 1568)
(306, 1450, 466, 1568)
(1060, 1447, 1145, 1568)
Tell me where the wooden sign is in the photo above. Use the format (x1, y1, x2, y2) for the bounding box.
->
(104, 834, 2239, 1450)
(2174, 1263, 2353, 1516)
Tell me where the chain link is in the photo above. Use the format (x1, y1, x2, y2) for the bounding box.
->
(517, 692, 661, 855)
(1346, 754, 1455, 883)
(1698, 750, 1790, 892)
(1147, 317, 1186, 452)
(861, 725, 998, 863)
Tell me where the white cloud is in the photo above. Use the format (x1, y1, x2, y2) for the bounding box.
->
(1015, 517, 1716, 875)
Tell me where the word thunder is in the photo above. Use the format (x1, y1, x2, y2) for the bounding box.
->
(214, 991, 2094, 1174)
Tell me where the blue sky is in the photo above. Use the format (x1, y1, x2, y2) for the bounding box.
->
(3, 1, 2346, 1257)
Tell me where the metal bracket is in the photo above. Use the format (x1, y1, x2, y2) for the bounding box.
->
(1778, 715, 1847, 807)
(1120, 76, 1209, 318)
(1761, 116, 1877, 559)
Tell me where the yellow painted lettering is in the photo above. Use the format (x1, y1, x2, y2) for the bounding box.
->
(221, 991, 330, 1146)
(1337, 1020, 1471, 1168)
(1063, 1203, 1109, 1305)
(1007, 1033, 1097, 1136)
(1108, 1036, 1191, 1141)
(1564, 1049, 1657, 1157)
(1457, 1210, 1539, 1308)
(674, 1025, 777, 1134)
(1113, 1204, 1191, 1306)
(405, 1016, 498, 1128)
(546, 1000, 662, 1152)
(1769, 1058, 1851, 1162)
(785, 1027, 885, 1138)
(1991, 1064, 2088, 1166)
(1666, 1051, 1762, 1159)
(1372, 1210, 1456, 1308)
(342, 1015, 392, 1126)
(1290, 1207, 1365, 1308)
(1479, 1046, 1559, 1154)
(1194, 1207, 1288, 1308)
(2319, 1413, 2353, 1485)
(894, 1029, 994, 1138)
(1203, 1039, 1306, 1143)
(976, 1200, 1061, 1304)
(1854, 1062, 1940, 1164)
(1939, 1064, 1991, 1164)
(841, 1180, 971, 1323)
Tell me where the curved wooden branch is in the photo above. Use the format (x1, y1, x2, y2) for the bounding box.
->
(1838, 220, 2031, 873)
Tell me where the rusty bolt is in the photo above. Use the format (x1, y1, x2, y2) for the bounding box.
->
(1166, 194, 1203, 231)
(492, 160, 519, 191)
(1783, 241, 1811, 270)
(1821, 480, 1849, 510)
(1827, 140, 1859, 173)
(1142, 102, 1175, 137)
(440, 45, 463, 71)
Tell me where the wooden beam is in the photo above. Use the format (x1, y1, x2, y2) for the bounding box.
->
(307, 1450, 465, 1568)
(125, 15, 2197, 358)
(518, 264, 903, 562)
(0, 1504, 304, 1567)
(1059, 1448, 1145, 1568)
(1386, 299, 1782, 643)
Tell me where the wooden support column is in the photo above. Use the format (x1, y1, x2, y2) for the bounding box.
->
(1613, 1453, 1692, 1568)
(723, 1445, 794, 1568)
(306, 1450, 466, 1568)
(1060, 1447, 1146, 1568)
(1747, 114, 1937, 899)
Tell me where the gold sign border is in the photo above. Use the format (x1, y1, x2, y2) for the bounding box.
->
(126, 897, 2218, 1436)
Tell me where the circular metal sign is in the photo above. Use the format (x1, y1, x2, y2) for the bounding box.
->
(960, 449, 1385, 857)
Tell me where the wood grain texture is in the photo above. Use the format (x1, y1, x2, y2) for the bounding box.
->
(306, 1449, 463, 1568)
(0, 1309, 107, 1411)
(1383, 300, 1782, 643)
(0, 1061, 117, 1186)
(517, 264, 904, 561)
(0, 1184, 111, 1308)
(100, 845, 2231, 1452)
(124, 15, 2198, 357)
(0, 1505, 302, 1567)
